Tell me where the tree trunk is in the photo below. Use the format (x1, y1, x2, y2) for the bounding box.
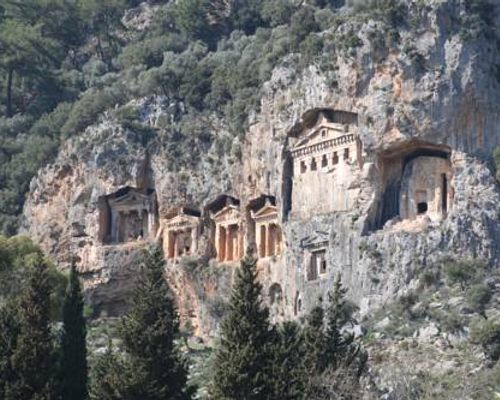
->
(6, 66, 13, 118)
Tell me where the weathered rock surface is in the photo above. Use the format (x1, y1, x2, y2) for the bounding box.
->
(22, 1, 500, 342)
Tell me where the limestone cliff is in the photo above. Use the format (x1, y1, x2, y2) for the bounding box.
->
(22, 1, 500, 389)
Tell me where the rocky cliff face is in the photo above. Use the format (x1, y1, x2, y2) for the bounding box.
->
(23, 0, 500, 349)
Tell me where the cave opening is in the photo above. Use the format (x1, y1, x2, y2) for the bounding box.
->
(367, 142, 453, 232)
(417, 202, 428, 214)
(442, 173, 448, 213)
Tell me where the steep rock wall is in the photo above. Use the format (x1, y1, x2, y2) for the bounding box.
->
(22, 1, 500, 336)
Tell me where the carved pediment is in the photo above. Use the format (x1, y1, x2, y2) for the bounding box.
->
(165, 213, 199, 229)
(212, 205, 240, 224)
(252, 204, 278, 221)
(294, 124, 347, 149)
(300, 231, 329, 249)
(109, 189, 152, 208)
(290, 112, 357, 158)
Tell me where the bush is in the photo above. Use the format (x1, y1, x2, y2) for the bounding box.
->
(347, 0, 407, 26)
(493, 147, 500, 182)
(443, 259, 486, 290)
(117, 34, 188, 69)
(61, 85, 129, 137)
(419, 270, 439, 289)
(460, 0, 496, 41)
(394, 291, 419, 318)
(470, 317, 500, 361)
(467, 284, 492, 314)
(206, 296, 228, 320)
(430, 308, 463, 334)
(261, 0, 296, 28)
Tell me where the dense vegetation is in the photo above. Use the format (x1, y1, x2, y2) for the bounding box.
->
(1, 0, 497, 235)
(0, 241, 367, 399)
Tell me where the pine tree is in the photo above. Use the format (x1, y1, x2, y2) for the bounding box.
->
(211, 250, 273, 400)
(60, 262, 88, 400)
(5, 255, 57, 400)
(119, 245, 190, 400)
(304, 275, 368, 399)
(303, 301, 326, 373)
(270, 321, 307, 400)
(324, 275, 367, 376)
(0, 300, 19, 398)
(89, 341, 136, 400)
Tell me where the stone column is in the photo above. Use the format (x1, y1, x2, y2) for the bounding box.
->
(191, 226, 197, 254)
(265, 223, 271, 257)
(215, 225, 220, 261)
(148, 210, 155, 239)
(173, 231, 179, 258)
(255, 223, 261, 258)
(111, 210, 118, 243)
(225, 225, 231, 262)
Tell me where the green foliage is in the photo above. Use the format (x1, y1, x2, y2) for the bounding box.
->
(470, 317, 500, 361)
(91, 246, 191, 400)
(443, 258, 486, 290)
(402, 42, 426, 74)
(0, 236, 67, 320)
(210, 250, 273, 399)
(0, 300, 19, 397)
(429, 308, 463, 334)
(77, 0, 129, 63)
(460, 0, 497, 41)
(60, 263, 88, 400)
(302, 276, 367, 397)
(303, 304, 326, 372)
(89, 342, 136, 400)
(324, 276, 366, 373)
(0, 0, 369, 232)
(493, 147, 500, 181)
(270, 322, 307, 399)
(348, 0, 408, 26)
(419, 269, 439, 289)
(466, 283, 492, 315)
(261, 0, 296, 28)
(4, 255, 58, 399)
(172, 0, 215, 44)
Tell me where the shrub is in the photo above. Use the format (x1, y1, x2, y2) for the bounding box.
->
(467, 283, 492, 314)
(290, 6, 320, 48)
(206, 296, 228, 320)
(261, 0, 296, 28)
(470, 317, 500, 361)
(459, 0, 496, 41)
(419, 270, 439, 289)
(347, 0, 407, 26)
(430, 308, 463, 333)
(443, 259, 486, 290)
(395, 291, 419, 317)
(61, 85, 129, 137)
(117, 34, 188, 69)
(493, 147, 500, 181)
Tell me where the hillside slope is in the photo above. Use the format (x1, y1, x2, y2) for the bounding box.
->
(8, 0, 500, 397)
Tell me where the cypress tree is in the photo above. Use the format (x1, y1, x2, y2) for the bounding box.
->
(60, 262, 88, 400)
(324, 275, 367, 377)
(89, 341, 136, 400)
(304, 275, 368, 398)
(270, 321, 307, 400)
(119, 245, 190, 400)
(211, 251, 273, 400)
(5, 255, 57, 400)
(0, 300, 19, 399)
(303, 301, 326, 373)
